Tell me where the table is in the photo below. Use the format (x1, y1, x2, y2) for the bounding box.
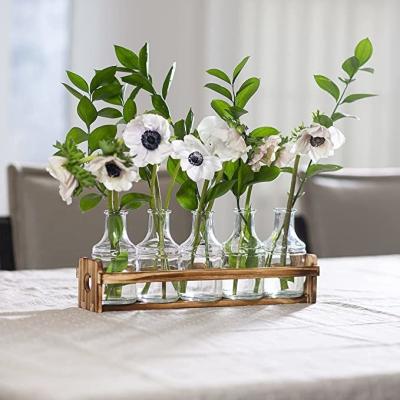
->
(1, 255, 400, 400)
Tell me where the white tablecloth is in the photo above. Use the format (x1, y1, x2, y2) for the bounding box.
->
(0, 256, 400, 400)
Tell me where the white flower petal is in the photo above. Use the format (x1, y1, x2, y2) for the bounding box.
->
(329, 126, 346, 150)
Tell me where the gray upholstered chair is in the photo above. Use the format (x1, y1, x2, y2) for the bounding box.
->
(8, 165, 191, 269)
(301, 168, 400, 258)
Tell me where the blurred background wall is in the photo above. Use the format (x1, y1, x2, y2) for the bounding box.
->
(0, 0, 399, 240)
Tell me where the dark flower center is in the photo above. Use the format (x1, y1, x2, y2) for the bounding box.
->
(141, 130, 162, 150)
(188, 151, 204, 166)
(105, 162, 122, 178)
(310, 136, 326, 147)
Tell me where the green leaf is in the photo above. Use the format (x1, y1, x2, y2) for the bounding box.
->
(314, 114, 333, 128)
(359, 67, 374, 74)
(235, 77, 260, 108)
(62, 83, 83, 99)
(139, 167, 151, 182)
(206, 68, 231, 84)
(66, 71, 89, 93)
(129, 86, 141, 100)
(185, 108, 194, 134)
(233, 56, 250, 82)
(66, 127, 88, 144)
(114, 45, 139, 70)
(173, 119, 186, 140)
(237, 77, 259, 93)
(205, 83, 232, 101)
(249, 126, 279, 138)
(92, 83, 122, 101)
(314, 75, 340, 101)
(88, 125, 117, 152)
(211, 99, 231, 120)
(123, 98, 137, 122)
(332, 112, 359, 122)
(341, 93, 377, 103)
(162, 62, 176, 99)
(108, 213, 123, 248)
(342, 56, 359, 78)
(98, 107, 122, 119)
(121, 192, 151, 209)
(122, 73, 155, 94)
(104, 96, 123, 106)
(223, 160, 239, 180)
(355, 38, 373, 66)
(206, 180, 236, 203)
(280, 167, 294, 174)
(77, 96, 97, 127)
(176, 180, 198, 210)
(151, 94, 170, 118)
(252, 165, 280, 184)
(233, 162, 254, 197)
(80, 193, 102, 212)
(167, 157, 187, 184)
(139, 43, 149, 77)
(107, 251, 128, 273)
(90, 66, 117, 93)
(306, 163, 342, 178)
(227, 106, 248, 119)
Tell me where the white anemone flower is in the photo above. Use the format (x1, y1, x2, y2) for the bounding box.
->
(171, 135, 222, 182)
(197, 116, 247, 162)
(122, 114, 173, 167)
(47, 156, 78, 205)
(87, 156, 139, 192)
(248, 135, 281, 172)
(292, 123, 345, 162)
(274, 145, 296, 168)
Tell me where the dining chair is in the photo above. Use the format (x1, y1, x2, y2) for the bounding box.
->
(8, 165, 191, 269)
(301, 168, 400, 257)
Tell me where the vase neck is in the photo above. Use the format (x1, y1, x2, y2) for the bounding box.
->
(103, 210, 130, 250)
(233, 208, 258, 237)
(146, 208, 173, 240)
(190, 211, 216, 236)
(273, 208, 296, 231)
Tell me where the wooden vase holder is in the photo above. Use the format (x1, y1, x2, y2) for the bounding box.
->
(77, 254, 319, 313)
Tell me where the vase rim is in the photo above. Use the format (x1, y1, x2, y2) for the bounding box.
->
(147, 208, 171, 215)
(191, 210, 214, 215)
(273, 207, 297, 213)
(104, 209, 128, 216)
(233, 207, 256, 213)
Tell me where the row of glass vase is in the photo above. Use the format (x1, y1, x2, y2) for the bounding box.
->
(92, 207, 307, 305)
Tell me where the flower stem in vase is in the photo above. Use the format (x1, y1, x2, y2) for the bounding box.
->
(105, 190, 123, 300)
(280, 155, 300, 266)
(232, 186, 253, 295)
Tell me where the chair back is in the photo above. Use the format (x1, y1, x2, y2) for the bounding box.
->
(8, 165, 191, 269)
(301, 168, 400, 257)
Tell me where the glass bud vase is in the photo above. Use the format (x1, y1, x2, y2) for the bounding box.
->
(136, 209, 180, 303)
(180, 211, 223, 302)
(92, 210, 137, 305)
(223, 208, 265, 300)
(264, 208, 306, 298)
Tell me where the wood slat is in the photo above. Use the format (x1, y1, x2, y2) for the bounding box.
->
(102, 295, 308, 311)
(101, 266, 320, 285)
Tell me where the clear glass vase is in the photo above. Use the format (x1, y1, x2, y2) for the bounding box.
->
(223, 208, 265, 300)
(264, 207, 306, 298)
(180, 211, 223, 302)
(92, 210, 137, 305)
(136, 209, 180, 303)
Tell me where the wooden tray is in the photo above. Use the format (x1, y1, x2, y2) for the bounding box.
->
(77, 254, 319, 313)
